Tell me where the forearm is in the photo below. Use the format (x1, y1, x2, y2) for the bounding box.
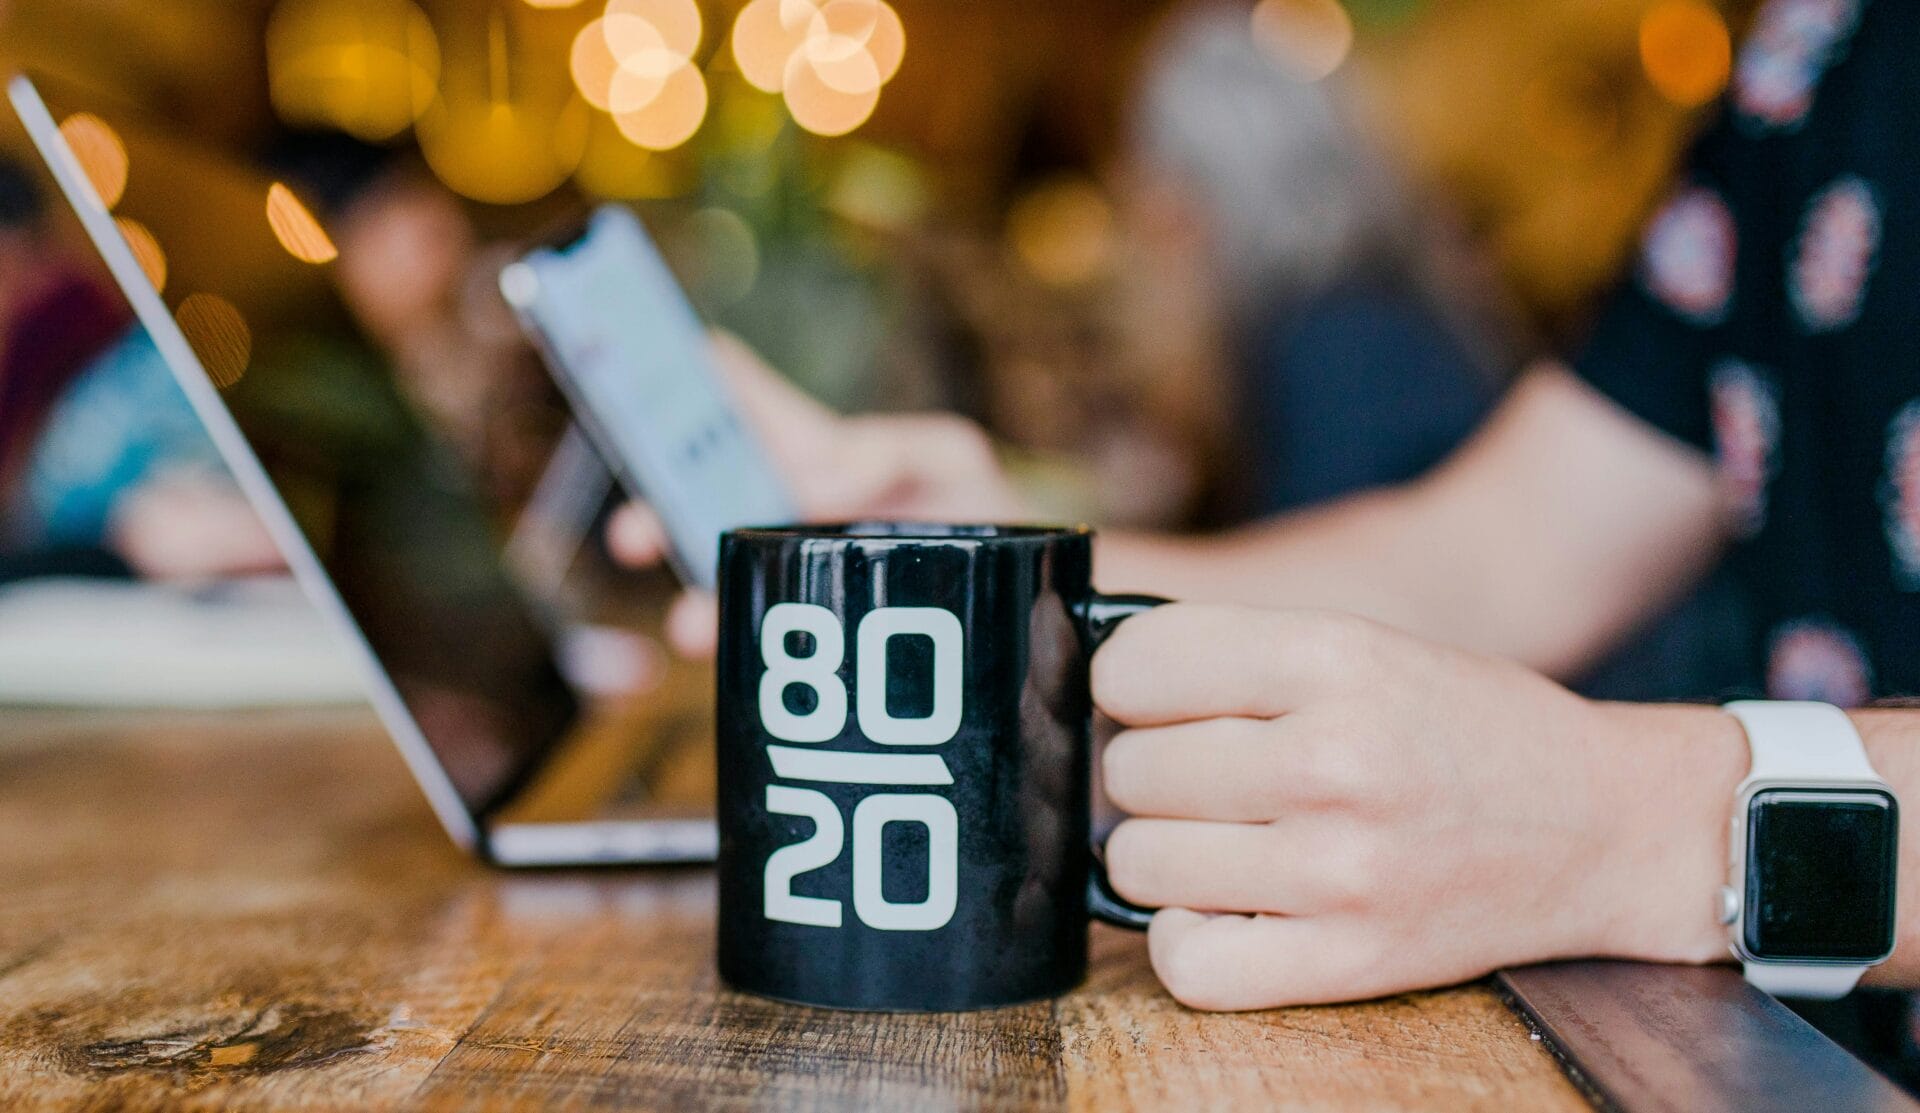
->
(1095, 487, 1436, 632)
(1096, 481, 1629, 677)
(1094, 368, 1726, 679)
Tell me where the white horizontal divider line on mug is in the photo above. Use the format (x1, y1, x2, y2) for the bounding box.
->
(766, 745, 955, 786)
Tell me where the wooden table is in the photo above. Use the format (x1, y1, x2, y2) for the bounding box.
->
(0, 709, 1592, 1110)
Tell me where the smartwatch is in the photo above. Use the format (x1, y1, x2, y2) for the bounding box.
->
(1720, 701, 1899, 999)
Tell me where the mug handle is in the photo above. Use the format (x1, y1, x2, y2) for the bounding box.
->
(1080, 592, 1169, 931)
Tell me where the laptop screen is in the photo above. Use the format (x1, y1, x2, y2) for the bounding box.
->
(4, 76, 579, 819)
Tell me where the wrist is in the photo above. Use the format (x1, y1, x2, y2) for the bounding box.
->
(1583, 701, 1747, 964)
(1851, 708, 1915, 985)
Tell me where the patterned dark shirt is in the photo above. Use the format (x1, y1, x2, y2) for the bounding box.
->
(1575, 0, 1917, 704)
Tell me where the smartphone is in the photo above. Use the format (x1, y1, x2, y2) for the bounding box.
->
(501, 205, 795, 588)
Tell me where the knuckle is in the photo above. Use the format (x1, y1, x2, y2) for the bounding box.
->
(1293, 729, 1374, 808)
(1318, 831, 1393, 909)
(1297, 611, 1382, 679)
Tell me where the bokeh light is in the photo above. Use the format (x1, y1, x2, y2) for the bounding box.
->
(58, 113, 127, 210)
(419, 97, 591, 204)
(613, 61, 709, 150)
(266, 183, 340, 264)
(1250, 0, 1354, 82)
(175, 293, 252, 388)
(421, 10, 590, 203)
(731, 0, 905, 135)
(113, 217, 167, 293)
(576, 19, 672, 114)
(521, 0, 584, 8)
(1639, 0, 1731, 108)
(1007, 177, 1115, 288)
(782, 48, 879, 136)
(851, 1, 904, 83)
(731, 0, 810, 92)
(609, 29, 679, 113)
(826, 143, 928, 231)
(810, 0, 903, 85)
(572, 0, 708, 150)
(571, 18, 625, 111)
(798, 20, 883, 96)
(267, 0, 440, 142)
(606, 0, 702, 59)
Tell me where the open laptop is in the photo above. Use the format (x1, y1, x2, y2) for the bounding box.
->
(6, 73, 715, 866)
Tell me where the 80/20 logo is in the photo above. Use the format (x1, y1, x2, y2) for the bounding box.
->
(757, 603, 962, 932)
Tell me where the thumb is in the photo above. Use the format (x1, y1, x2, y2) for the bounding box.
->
(709, 331, 837, 452)
(666, 590, 720, 659)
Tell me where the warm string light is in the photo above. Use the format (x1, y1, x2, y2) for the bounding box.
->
(267, 0, 905, 205)
(266, 0, 440, 141)
(731, 0, 905, 136)
(175, 294, 253, 388)
(608, 0, 700, 57)
(58, 113, 128, 210)
(59, 112, 176, 308)
(615, 64, 708, 149)
(266, 183, 340, 264)
(114, 217, 168, 292)
(418, 8, 591, 204)
(570, 0, 708, 150)
(571, 20, 619, 109)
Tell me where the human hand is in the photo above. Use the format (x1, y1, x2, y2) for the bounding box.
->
(607, 333, 1030, 656)
(1093, 603, 1745, 1010)
(109, 472, 285, 582)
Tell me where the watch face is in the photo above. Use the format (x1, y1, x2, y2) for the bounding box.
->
(1744, 789, 1898, 962)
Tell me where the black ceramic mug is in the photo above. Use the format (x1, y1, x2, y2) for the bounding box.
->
(715, 523, 1162, 1011)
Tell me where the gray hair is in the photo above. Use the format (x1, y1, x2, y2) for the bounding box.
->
(1126, 2, 1414, 321)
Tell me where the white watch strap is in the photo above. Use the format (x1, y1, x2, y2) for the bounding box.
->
(1742, 962, 1867, 999)
(1723, 700, 1885, 1000)
(1724, 700, 1877, 785)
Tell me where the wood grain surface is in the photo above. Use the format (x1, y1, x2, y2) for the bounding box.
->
(0, 709, 1586, 1111)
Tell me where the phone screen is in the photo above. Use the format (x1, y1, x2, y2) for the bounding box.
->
(505, 206, 794, 587)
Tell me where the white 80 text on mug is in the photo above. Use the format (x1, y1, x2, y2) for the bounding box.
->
(757, 603, 963, 931)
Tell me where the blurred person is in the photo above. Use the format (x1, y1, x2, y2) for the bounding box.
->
(1116, 2, 1748, 702)
(1117, 2, 1511, 519)
(0, 154, 277, 582)
(267, 131, 564, 518)
(609, 0, 1920, 1019)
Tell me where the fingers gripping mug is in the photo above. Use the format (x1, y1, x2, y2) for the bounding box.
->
(716, 524, 1162, 1011)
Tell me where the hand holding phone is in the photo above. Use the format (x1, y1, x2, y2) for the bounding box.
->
(502, 205, 794, 588)
(507, 206, 1032, 643)
(605, 333, 1039, 657)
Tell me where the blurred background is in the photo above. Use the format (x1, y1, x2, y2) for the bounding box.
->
(0, 0, 1750, 709)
